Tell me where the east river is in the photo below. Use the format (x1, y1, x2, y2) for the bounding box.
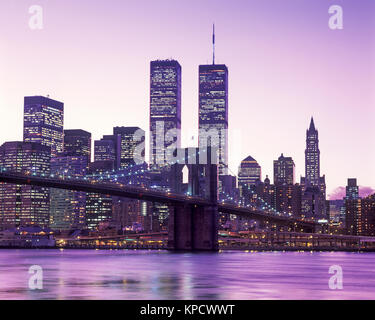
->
(0, 249, 374, 300)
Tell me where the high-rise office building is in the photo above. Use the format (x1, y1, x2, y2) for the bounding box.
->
(198, 64, 228, 175)
(94, 135, 119, 165)
(301, 118, 327, 219)
(345, 193, 375, 236)
(275, 183, 301, 217)
(329, 199, 345, 225)
(238, 156, 261, 197)
(85, 160, 113, 230)
(113, 127, 145, 169)
(0, 142, 51, 229)
(304, 117, 320, 187)
(50, 156, 87, 230)
(150, 60, 181, 169)
(263, 175, 276, 209)
(361, 194, 375, 236)
(346, 178, 359, 200)
(49, 129, 91, 231)
(23, 96, 64, 157)
(63, 129, 91, 165)
(273, 154, 295, 186)
(273, 154, 299, 217)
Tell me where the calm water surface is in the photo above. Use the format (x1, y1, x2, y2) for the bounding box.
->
(0, 249, 374, 300)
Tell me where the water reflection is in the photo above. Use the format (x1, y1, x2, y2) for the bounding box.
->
(0, 250, 374, 300)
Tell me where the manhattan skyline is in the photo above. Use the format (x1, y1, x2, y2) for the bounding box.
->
(0, 0, 374, 196)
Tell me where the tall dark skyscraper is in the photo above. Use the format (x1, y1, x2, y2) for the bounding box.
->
(63, 129, 92, 165)
(23, 96, 64, 157)
(150, 60, 181, 169)
(274, 154, 295, 186)
(198, 64, 228, 175)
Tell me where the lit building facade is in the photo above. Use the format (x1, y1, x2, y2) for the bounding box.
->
(346, 178, 359, 200)
(94, 135, 119, 165)
(150, 60, 181, 169)
(85, 162, 149, 231)
(50, 156, 87, 231)
(198, 64, 228, 175)
(113, 127, 145, 169)
(305, 117, 320, 187)
(63, 129, 91, 165)
(275, 183, 301, 217)
(23, 96, 64, 157)
(301, 118, 327, 219)
(0, 142, 51, 229)
(238, 156, 261, 197)
(273, 154, 295, 186)
(346, 189, 375, 236)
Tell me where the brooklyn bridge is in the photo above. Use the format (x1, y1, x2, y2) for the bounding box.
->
(0, 149, 330, 252)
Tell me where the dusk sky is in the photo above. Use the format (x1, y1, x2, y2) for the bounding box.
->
(0, 0, 374, 196)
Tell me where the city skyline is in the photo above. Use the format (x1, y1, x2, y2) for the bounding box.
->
(0, 0, 374, 196)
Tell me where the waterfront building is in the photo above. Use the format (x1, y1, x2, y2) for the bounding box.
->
(49, 155, 87, 231)
(275, 183, 302, 217)
(346, 194, 375, 236)
(0, 142, 50, 229)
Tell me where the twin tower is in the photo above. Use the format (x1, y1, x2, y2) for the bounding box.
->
(149, 60, 229, 175)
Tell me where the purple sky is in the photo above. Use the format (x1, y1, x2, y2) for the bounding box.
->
(0, 0, 374, 196)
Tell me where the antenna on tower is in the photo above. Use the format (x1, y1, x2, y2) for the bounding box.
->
(212, 23, 215, 65)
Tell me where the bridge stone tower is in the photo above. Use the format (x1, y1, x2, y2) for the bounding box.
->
(168, 147, 219, 251)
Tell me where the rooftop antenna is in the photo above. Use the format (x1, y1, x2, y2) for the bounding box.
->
(212, 23, 215, 65)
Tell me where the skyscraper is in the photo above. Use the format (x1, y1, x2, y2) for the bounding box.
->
(301, 117, 327, 219)
(23, 96, 64, 157)
(113, 127, 145, 169)
(63, 129, 91, 165)
(304, 117, 321, 187)
(150, 60, 181, 169)
(238, 156, 261, 196)
(273, 154, 295, 186)
(198, 64, 228, 175)
(0, 142, 51, 229)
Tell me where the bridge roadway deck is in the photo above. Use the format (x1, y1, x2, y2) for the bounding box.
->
(0, 171, 318, 227)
